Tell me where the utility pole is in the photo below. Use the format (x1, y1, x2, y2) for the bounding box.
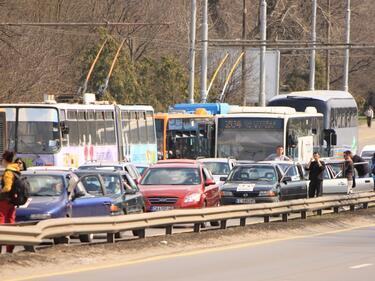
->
(343, 0, 351, 92)
(326, 0, 331, 90)
(242, 0, 247, 106)
(200, 0, 208, 103)
(309, 0, 317, 91)
(188, 0, 197, 104)
(259, 0, 267, 106)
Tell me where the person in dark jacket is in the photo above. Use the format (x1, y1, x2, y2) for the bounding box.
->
(0, 150, 20, 254)
(343, 150, 354, 194)
(350, 153, 369, 178)
(305, 152, 326, 198)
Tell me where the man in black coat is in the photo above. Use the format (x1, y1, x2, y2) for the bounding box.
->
(351, 153, 369, 178)
(305, 152, 326, 198)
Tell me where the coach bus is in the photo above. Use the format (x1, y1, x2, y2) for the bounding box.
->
(268, 91, 358, 156)
(0, 95, 157, 167)
(170, 103, 231, 115)
(215, 107, 324, 162)
(155, 110, 215, 160)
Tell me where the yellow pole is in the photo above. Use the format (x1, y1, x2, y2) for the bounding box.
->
(85, 39, 108, 84)
(219, 52, 244, 102)
(206, 53, 229, 98)
(107, 38, 126, 79)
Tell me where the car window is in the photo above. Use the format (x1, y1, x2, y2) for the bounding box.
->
(27, 175, 65, 196)
(141, 168, 201, 185)
(81, 176, 104, 196)
(202, 167, 213, 181)
(203, 162, 230, 175)
(101, 175, 122, 195)
(285, 166, 301, 181)
(122, 174, 139, 191)
(227, 166, 277, 183)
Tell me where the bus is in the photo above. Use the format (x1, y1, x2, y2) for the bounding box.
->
(155, 111, 215, 160)
(0, 95, 157, 167)
(215, 107, 324, 162)
(170, 103, 231, 115)
(268, 91, 358, 156)
(0, 109, 6, 155)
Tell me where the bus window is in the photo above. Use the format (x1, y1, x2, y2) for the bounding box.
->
(77, 111, 87, 145)
(87, 110, 96, 145)
(146, 111, 155, 144)
(138, 111, 147, 143)
(17, 107, 60, 154)
(96, 111, 106, 145)
(129, 112, 139, 144)
(105, 111, 116, 145)
(3, 108, 16, 151)
(67, 110, 79, 146)
(121, 111, 130, 146)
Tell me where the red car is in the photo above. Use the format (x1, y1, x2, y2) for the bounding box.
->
(138, 161, 221, 212)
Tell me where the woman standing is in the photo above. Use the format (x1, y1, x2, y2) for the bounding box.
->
(0, 151, 20, 253)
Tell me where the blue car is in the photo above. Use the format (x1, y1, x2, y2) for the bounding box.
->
(16, 170, 115, 222)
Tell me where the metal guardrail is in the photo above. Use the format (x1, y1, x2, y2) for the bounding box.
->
(0, 192, 374, 248)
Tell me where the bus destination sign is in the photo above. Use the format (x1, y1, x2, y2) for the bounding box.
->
(219, 118, 283, 130)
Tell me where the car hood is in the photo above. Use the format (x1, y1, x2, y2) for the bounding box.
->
(16, 196, 64, 214)
(221, 181, 277, 191)
(139, 184, 202, 198)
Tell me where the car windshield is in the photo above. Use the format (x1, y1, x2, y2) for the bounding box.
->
(136, 166, 147, 175)
(203, 162, 230, 175)
(227, 166, 277, 183)
(79, 165, 122, 171)
(141, 168, 201, 185)
(102, 175, 122, 195)
(275, 163, 291, 173)
(361, 151, 374, 158)
(27, 175, 65, 196)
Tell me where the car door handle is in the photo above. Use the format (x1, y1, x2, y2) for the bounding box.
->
(365, 180, 371, 183)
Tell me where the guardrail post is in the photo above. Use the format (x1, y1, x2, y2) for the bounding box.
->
(194, 223, 201, 233)
(107, 233, 115, 243)
(240, 217, 246, 226)
(138, 229, 146, 238)
(301, 211, 307, 219)
(334, 206, 339, 213)
(282, 213, 288, 222)
(363, 203, 368, 209)
(166, 225, 173, 235)
(24, 245, 36, 252)
(264, 216, 270, 223)
(220, 220, 227, 229)
(317, 209, 322, 216)
(350, 205, 355, 212)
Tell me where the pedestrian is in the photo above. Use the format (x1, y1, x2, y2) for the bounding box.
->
(0, 150, 20, 254)
(265, 145, 291, 161)
(350, 153, 369, 178)
(364, 106, 374, 128)
(14, 158, 27, 172)
(343, 150, 354, 194)
(305, 152, 326, 198)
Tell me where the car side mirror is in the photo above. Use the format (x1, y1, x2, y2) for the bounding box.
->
(281, 176, 292, 184)
(220, 176, 227, 182)
(205, 178, 215, 186)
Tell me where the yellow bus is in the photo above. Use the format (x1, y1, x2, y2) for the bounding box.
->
(154, 110, 215, 160)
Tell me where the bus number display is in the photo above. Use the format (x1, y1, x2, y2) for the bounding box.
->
(220, 118, 283, 130)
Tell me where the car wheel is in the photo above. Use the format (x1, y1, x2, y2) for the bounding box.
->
(79, 234, 94, 243)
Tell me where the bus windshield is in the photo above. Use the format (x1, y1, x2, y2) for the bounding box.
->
(3, 107, 60, 154)
(217, 117, 284, 161)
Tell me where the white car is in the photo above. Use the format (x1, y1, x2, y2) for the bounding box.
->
(198, 158, 236, 186)
(360, 145, 375, 160)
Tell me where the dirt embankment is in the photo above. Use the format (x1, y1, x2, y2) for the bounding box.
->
(1, 208, 375, 281)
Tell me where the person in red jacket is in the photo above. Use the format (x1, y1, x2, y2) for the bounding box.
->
(0, 150, 20, 253)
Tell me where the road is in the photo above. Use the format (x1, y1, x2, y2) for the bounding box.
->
(358, 124, 375, 151)
(24, 225, 375, 281)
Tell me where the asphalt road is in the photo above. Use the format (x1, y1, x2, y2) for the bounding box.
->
(32, 225, 375, 281)
(358, 124, 375, 151)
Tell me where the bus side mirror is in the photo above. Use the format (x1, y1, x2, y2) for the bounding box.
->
(324, 129, 337, 146)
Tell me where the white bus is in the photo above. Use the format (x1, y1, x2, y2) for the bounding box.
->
(268, 91, 358, 156)
(0, 96, 157, 167)
(215, 107, 324, 162)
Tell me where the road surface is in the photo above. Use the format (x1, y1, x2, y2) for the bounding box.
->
(28, 225, 375, 281)
(358, 124, 375, 151)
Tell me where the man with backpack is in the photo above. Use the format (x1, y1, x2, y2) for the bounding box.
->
(0, 150, 20, 253)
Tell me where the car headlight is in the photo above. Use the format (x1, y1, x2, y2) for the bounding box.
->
(184, 193, 202, 203)
(30, 213, 52, 220)
(258, 191, 276, 197)
(220, 191, 233, 197)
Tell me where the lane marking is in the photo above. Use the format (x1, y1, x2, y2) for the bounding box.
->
(6, 223, 375, 281)
(350, 263, 373, 269)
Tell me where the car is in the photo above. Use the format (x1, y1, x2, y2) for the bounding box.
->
(134, 163, 150, 176)
(220, 163, 308, 205)
(138, 161, 221, 212)
(198, 158, 236, 186)
(16, 170, 116, 223)
(74, 170, 145, 215)
(78, 161, 141, 182)
(360, 145, 375, 160)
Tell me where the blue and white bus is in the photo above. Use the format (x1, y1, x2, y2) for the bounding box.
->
(268, 91, 358, 156)
(0, 95, 157, 167)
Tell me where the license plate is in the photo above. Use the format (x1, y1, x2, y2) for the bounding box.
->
(236, 198, 255, 204)
(150, 206, 175, 212)
(237, 184, 255, 192)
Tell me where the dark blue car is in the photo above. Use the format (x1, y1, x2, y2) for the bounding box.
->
(16, 170, 114, 222)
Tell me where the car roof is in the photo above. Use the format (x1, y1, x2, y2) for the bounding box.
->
(156, 159, 198, 165)
(235, 163, 277, 167)
(79, 161, 134, 167)
(27, 166, 76, 172)
(23, 170, 73, 176)
(74, 169, 129, 176)
(151, 163, 200, 168)
(198, 158, 232, 163)
(361, 145, 375, 151)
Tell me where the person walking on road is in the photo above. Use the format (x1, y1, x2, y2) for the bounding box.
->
(265, 145, 291, 161)
(343, 150, 355, 194)
(364, 106, 374, 128)
(0, 151, 20, 254)
(305, 152, 326, 198)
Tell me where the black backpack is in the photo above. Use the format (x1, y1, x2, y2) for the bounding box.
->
(8, 170, 30, 206)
